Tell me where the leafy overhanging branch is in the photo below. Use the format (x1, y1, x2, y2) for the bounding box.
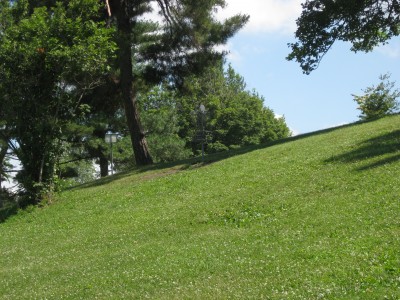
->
(288, 0, 400, 74)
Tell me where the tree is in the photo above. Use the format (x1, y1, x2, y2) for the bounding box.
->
(0, 1, 116, 203)
(107, 0, 153, 166)
(287, 0, 400, 74)
(353, 73, 400, 120)
(0, 138, 9, 190)
(68, 78, 125, 178)
(177, 62, 291, 152)
(139, 85, 191, 163)
(102, 85, 191, 170)
(105, 0, 248, 165)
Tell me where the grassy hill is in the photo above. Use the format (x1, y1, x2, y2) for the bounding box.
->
(1, 115, 399, 299)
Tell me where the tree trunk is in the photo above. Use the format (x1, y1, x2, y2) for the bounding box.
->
(116, 0, 153, 166)
(0, 145, 8, 190)
(99, 156, 109, 177)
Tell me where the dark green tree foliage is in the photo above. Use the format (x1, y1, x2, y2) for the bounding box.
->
(353, 73, 400, 120)
(56, 143, 97, 186)
(288, 0, 400, 73)
(0, 0, 115, 203)
(178, 63, 291, 152)
(57, 118, 110, 179)
(106, 0, 248, 165)
(140, 1, 249, 86)
(0, 1, 12, 30)
(69, 78, 125, 178)
(104, 86, 191, 169)
(0, 137, 10, 189)
(139, 86, 191, 163)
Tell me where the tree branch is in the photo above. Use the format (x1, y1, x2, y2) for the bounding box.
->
(156, 0, 182, 28)
(105, 0, 112, 16)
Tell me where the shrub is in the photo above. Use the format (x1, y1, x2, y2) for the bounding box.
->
(353, 73, 400, 120)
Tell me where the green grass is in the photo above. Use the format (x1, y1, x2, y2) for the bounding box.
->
(1, 115, 400, 299)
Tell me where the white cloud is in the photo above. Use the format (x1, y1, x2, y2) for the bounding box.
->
(141, 1, 303, 35)
(216, 0, 303, 34)
(290, 128, 300, 136)
(214, 42, 242, 62)
(378, 41, 400, 58)
(275, 115, 300, 136)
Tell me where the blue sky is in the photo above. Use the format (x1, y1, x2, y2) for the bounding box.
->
(218, 0, 400, 135)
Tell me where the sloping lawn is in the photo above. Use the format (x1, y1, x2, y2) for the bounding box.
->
(1, 115, 399, 299)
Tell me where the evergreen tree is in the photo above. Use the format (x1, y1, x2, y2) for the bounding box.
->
(0, 0, 248, 202)
(105, 0, 248, 165)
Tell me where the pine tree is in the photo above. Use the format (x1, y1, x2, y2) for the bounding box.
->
(105, 0, 248, 165)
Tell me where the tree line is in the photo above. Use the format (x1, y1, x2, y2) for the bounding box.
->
(0, 0, 289, 207)
(3, 0, 397, 208)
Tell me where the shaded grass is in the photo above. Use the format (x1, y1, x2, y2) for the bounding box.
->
(0, 203, 18, 223)
(0, 115, 399, 299)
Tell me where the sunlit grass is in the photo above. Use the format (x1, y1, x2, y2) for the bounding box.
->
(1, 115, 399, 299)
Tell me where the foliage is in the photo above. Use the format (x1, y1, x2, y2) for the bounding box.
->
(56, 141, 97, 186)
(110, 86, 191, 168)
(130, 0, 250, 86)
(0, 115, 399, 298)
(353, 73, 400, 120)
(0, 137, 10, 188)
(0, 0, 250, 196)
(79, 61, 289, 170)
(69, 80, 134, 178)
(0, 0, 116, 203)
(68, 111, 122, 178)
(102, 0, 249, 165)
(139, 86, 192, 163)
(288, 0, 400, 73)
(178, 63, 291, 152)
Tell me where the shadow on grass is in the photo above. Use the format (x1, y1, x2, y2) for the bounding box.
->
(0, 188, 19, 223)
(74, 121, 371, 190)
(74, 153, 238, 190)
(0, 203, 18, 223)
(76, 116, 400, 188)
(325, 130, 400, 171)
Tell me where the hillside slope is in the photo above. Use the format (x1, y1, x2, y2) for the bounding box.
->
(1, 116, 399, 299)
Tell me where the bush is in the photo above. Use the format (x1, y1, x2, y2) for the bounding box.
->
(353, 73, 400, 120)
(207, 142, 229, 153)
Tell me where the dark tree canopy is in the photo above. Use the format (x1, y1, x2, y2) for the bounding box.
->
(103, 0, 249, 165)
(0, 0, 249, 204)
(0, 0, 116, 203)
(287, 0, 400, 74)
